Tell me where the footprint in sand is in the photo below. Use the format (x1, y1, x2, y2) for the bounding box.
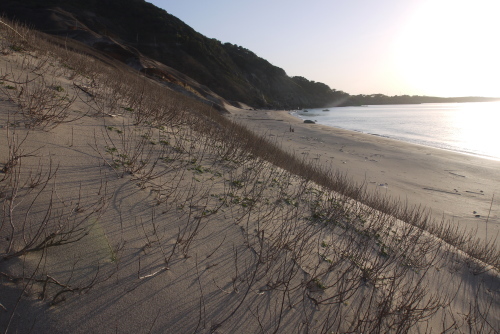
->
(447, 171, 466, 178)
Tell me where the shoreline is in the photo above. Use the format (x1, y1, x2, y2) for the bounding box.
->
(289, 109, 500, 162)
(2, 21, 499, 333)
(226, 107, 500, 242)
(298, 119, 500, 163)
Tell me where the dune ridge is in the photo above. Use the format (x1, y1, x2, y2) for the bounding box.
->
(0, 19, 499, 333)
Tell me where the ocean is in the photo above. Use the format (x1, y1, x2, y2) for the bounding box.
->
(291, 102, 500, 161)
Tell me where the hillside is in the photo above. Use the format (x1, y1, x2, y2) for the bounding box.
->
(2, 0, 498, 111)
(0, 0, 350, 110)
(1, 17, 499, 333)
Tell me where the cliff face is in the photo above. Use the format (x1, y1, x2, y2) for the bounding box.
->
(0, 0, 345, 109)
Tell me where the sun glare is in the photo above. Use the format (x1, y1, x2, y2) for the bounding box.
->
(449, 102, 500, 159)
(393, 0, 500, 97)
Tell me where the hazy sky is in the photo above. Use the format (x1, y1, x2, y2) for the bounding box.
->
(147, 0, 500, 97)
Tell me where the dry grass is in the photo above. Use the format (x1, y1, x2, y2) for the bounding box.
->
(0, 18, 498, 333)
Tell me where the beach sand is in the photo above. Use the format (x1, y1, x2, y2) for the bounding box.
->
(1, 27, 499, 333)
(227, 107, 500, 242)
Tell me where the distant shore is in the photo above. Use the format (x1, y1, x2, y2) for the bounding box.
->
(227, 107, 500, 242)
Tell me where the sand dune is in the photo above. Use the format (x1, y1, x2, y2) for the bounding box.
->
(0, 21, 499, 333)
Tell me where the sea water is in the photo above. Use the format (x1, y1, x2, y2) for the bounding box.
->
(291, 102, 500, 160)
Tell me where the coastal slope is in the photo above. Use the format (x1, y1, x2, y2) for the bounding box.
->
(0, 18, 499, 334)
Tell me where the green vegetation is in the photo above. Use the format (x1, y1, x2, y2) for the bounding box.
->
(0, 0, 350, 109)
(2, 0, 497, 111)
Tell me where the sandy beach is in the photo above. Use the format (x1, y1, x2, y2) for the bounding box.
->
(227, 107, 500, 242)
(1, 22, 499, 333)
